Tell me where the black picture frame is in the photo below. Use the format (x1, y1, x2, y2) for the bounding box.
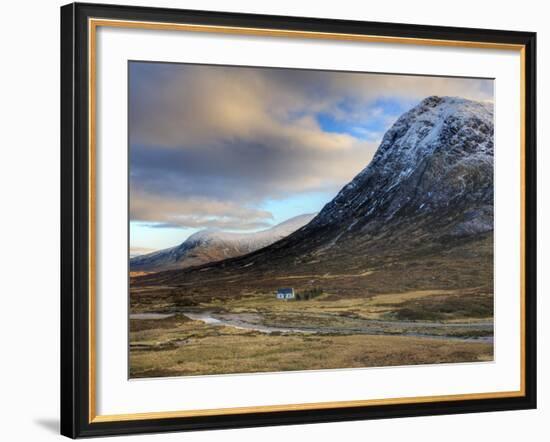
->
(61, 2, 537, 438)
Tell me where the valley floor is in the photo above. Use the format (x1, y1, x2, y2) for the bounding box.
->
(129, 290, 493, 378)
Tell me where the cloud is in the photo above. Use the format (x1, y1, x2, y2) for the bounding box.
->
(129, 62, 493, 230)
(130, 191, 274, 230)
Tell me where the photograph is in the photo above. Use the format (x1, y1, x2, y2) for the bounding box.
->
(128, 62, 495, 378)
(55, 1, 537, 437)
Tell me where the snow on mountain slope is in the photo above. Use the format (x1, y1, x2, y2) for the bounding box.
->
(130, 213, 315, 272)
(308, 96, 494, 236)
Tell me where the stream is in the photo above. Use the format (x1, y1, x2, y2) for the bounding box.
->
(130, 311, 493, 343)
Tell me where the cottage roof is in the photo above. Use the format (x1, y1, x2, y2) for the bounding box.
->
(277, 288, 294, 294)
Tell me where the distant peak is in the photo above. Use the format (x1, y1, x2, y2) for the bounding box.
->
(130, 213, 316, 272)
(186, 229, 220, 242)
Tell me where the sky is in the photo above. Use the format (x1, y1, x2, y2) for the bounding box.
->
(129, 61, 493, 253)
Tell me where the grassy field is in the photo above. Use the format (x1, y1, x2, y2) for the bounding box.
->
(129, 235, 493, 378)
(129, 314, 492, 378)
(205, 289, 493, 321)
(129, 288, 493, 378)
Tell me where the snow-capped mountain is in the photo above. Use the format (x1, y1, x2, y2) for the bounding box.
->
(216, 95, 494, 262)
(130, 213, 315, 272)
(135, 96, 494, 294)
(308, 95, 493, 237)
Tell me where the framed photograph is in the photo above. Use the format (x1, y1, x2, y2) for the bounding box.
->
(60, 2, 536, 438)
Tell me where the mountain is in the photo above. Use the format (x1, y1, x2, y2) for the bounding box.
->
(133, 96, 494, 298)
(302, 95, 493, 239)
(130, 213, 316, 272)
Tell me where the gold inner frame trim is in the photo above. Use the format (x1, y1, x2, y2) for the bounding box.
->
(88, 17, 527, 424)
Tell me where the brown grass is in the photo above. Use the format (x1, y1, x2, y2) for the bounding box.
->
(129, 317, 492, 378)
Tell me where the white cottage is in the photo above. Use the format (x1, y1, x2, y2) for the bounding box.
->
(276, 288, 295, 300)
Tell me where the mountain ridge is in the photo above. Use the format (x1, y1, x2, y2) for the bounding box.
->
(130, 213, 315, 272)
